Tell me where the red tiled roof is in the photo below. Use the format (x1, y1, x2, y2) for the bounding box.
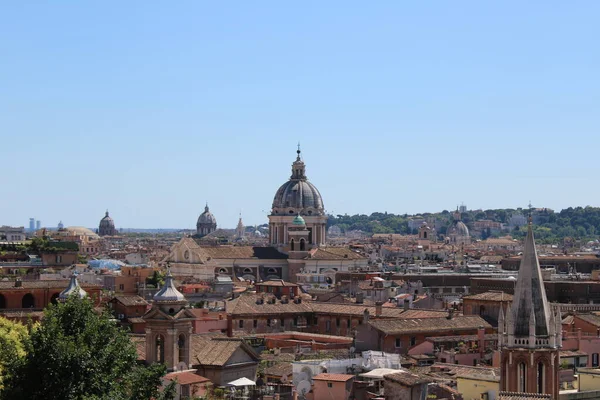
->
(164, 371, 211, 385)
(312, 373, 355, 382)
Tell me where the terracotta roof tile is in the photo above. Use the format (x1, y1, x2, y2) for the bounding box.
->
(369, 316, 490, 335)
(307, 248, 365, 260)
(111, 295, 149, 307)
(192, 337, 259, 367)
(463, 291, 513, 302)
(312, 373, 355, 382)
(384, 371, 433, 386)
(164, 370, 211, 385)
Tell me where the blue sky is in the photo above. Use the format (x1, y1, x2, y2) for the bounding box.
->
(1, 2, 599, 229)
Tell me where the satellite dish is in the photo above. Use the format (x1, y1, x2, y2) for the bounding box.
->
(297, 380, 311, 395)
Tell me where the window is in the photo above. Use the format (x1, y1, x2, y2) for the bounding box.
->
(178, 334, 186, 363)
(253, 320, 258, 328)
(336, 318, 340, 328)
(156, 335, 165, 363)
(325, 320, 331, 333)
(327, 383, 333, 388)
(593, 353, 599, 367)
(119, 284, 124, 290)
(281, 318, 285, 327)
(537, 362, 545, 394)
(395, 338, 401, 348)
(518, 362, 526, 392)
(267, 319, 272, 327)
(410, 337, 416, 346)
(239, 320, 244, 329)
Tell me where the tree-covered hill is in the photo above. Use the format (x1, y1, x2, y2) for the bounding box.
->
(327, 206, 600, 243)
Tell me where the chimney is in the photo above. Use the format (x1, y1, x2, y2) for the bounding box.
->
(295, 297, 302, 304)
(403, 299, 410, 311)
(356, 292, 364, 304)
(281, 295, 288, 304)
(14, 278, 22, 288)
(375, 301, 383, 317)
(363, 309, 370, 324)
(447, 308, 454, 320)
(227, 314, 233, 337)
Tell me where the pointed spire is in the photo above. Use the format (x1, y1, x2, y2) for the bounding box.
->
(510, 220, 551, 338)
(296, 142, 301, 161)
(204, 202, 209, 212)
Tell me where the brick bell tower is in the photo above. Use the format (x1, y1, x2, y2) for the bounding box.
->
(498, 218, 562, 398)
(144, 268, 196, 372)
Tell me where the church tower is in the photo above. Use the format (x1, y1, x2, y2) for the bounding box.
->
(143, 269, 196, 372)
(498, 218, 561, 398)
(236, 213, 245, 239)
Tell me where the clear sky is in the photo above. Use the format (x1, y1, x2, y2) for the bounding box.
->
(1, 2, 599, 229)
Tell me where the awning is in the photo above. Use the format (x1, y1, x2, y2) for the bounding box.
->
(227, 377, 256, 387)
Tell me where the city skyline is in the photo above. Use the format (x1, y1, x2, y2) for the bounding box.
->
(2, 2, 600, 228)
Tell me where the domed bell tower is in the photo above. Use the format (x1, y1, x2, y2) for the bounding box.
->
(287, 214, 310, 282)
(144, 269, 196, 371)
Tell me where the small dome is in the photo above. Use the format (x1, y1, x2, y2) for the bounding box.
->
(59, 275, 87, 300)
(197, 204, 217, 225)
(292, 214, 306, 226)
(154, 270, 186, 302)
(448, 221, 469, 237)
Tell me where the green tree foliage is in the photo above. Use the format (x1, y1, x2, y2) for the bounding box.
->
(0, 317, 29, 390)
(1, 296, 174, 400)
(147, 270, 165, 288)
(327, 206, 600, 243)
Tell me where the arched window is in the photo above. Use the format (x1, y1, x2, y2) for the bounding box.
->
(518, 362, 526, 392)
(537, 362, 545, 393)
(50, 293, 60, 305)
(22, 293, 35, 308)
(156, 334, 165, 364)
(178, 334, 186, 363)
(423, 231, 427, 239)
(218, 268, 227, 274)
(290, 239, 295, 251)
(479, 305, 486, 316)
(300, 239, 306, 251)
(243, 268, 253, 274)
(0, 294, 5, 309)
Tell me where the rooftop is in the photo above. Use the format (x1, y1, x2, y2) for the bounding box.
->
(312, 373, 355, 382)
(369, 315, 490, 335)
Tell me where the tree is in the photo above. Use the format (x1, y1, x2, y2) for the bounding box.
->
(0, 317, 29, 390)
(1, 296, 174, 400)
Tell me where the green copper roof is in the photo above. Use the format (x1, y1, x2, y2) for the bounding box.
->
(292, 214, 306, 226)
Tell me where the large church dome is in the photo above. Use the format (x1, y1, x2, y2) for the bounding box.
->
(98, 210, 116, 236)
(197, 204, 217, 225)
(271, 148, 324, 216)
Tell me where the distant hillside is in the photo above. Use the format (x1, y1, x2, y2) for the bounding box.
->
(327, 206, 600, 244)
